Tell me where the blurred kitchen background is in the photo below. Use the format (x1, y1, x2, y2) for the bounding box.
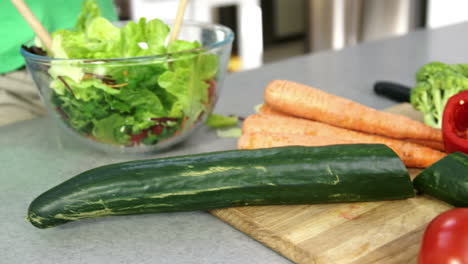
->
(114, 0, 468, 72)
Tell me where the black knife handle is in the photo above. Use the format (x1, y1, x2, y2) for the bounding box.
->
(374, 81, 411, 102)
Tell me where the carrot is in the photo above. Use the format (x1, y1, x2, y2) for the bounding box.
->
(406, 139, 445, 152)
(242, 114, 446, 168)
(261, 104, 445, 151)
(259, 104, 288, 116)
(238, 132, 354, 149)
(264, 80, 443, 142)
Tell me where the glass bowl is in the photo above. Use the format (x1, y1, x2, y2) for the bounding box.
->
(21, 21, 233, 154)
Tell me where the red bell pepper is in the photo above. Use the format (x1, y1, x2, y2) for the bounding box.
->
(418, 208, 468, 264)
(442, 90, 468, 154)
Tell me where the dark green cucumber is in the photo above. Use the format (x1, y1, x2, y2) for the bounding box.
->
(27, 144, 414, 229)
(413, 152, 468, 207)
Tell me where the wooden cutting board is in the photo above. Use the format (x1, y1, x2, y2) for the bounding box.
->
(210, 103, 453, 264)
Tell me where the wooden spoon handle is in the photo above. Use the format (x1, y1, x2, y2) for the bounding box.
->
(11, 0, 54, 55)
(168, 0, 190, 44)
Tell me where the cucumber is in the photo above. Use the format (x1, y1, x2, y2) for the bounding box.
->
(413, 152, 468, 207)
(27, 144, 414, 229)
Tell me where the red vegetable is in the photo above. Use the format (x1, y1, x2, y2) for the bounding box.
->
(207, 79, 217, 103)
(442, 91, 468, 154)
(418, 208, 468, 264)
(130, 130, 148, 145)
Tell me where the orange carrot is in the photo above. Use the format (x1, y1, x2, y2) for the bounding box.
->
(259, 104, 288, 116)
(242, 114, 446, 168)
(406, 139, 445, 152)
(238, 132, 354, 149)
(260, 104, 446, 151)
(264, 80, 443, 142)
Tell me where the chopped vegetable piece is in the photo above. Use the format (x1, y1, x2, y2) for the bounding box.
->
(442, 90, 468, 154)
(413, 152, 468, 207)
(206, 114, 238, 128)
(216, 127, 242, 138)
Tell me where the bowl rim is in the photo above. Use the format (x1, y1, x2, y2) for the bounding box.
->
(21, 20, 234, 63)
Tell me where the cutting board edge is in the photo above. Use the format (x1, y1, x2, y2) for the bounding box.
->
(210, 208, 315, 264)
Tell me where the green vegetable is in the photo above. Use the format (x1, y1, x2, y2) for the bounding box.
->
(26, 144, 414, 229)
(44, 0, 218, 146)
(411, 62, 468, 128)
(205, 114, 238, 128)
(216, 127, 242, 138)
(413, 152, 468, 207)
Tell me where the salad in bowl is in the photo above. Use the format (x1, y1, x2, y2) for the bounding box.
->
(21, 0, 233, 153)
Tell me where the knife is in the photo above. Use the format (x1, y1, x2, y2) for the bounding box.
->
(373, 81, 411, 102)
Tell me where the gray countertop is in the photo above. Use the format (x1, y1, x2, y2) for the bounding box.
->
(3, 22, 468, 263)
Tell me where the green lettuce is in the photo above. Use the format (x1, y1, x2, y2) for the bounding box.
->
(46, 0, 219, 146)
(75, 0, 101, 32)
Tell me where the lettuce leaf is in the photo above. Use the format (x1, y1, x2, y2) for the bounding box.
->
(145, 18, 170, 54)
(158, 60, 212, 124)
(92, 114, 132, 144)
(75, 0, 102, 32)
(158, 41, 218, 123)
(120, 18, 169, 57)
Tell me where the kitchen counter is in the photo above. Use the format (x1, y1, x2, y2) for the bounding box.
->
(3, 22, 468, 263)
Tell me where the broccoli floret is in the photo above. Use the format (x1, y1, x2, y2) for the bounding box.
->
(410, 62, 468, 128)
